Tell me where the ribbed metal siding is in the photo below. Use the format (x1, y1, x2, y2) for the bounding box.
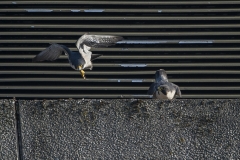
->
(1, 0, 240, 98)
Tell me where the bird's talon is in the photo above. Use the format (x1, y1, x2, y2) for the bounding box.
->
(80, 70, 86, 79)
(79, 65, 86, 79)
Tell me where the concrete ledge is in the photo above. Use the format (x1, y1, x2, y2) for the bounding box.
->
(18, 99, 239, 159)
(0, 99, 18, 159)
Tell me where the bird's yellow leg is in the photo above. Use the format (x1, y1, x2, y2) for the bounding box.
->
(78, 65, 86, 79)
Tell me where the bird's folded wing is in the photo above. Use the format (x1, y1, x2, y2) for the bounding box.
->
(32, 44, 65, 62)
(173, 84, 182, 97)
(147, 83, 157, 95)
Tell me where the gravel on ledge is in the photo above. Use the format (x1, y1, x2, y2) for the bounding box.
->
(0, 99, 18, 160)
(17, 99, 240, 159)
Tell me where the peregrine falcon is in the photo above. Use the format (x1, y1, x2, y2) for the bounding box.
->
(32, 44, 102, 79)
(147, 69, 181, 99)
(75, 33, 123, 76)
(33, 33, 123, 79)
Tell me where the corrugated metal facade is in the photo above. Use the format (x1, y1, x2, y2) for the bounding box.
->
(0, 0, 240, 98)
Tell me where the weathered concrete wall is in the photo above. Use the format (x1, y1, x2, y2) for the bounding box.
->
(17, 99, 239, 159)
(0, 99, 18, 160)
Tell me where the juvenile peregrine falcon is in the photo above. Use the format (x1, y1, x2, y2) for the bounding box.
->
(147, 69, 181, 99)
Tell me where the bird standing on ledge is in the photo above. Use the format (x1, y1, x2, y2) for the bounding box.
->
(147, 69, 181, 100)
(33, 33, 123, 79)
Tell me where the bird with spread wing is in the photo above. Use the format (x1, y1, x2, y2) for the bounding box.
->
(33, 33, 123, 79)
(147, 69, 181, 100)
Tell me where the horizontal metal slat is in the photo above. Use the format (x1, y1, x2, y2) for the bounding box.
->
(1, 47, 240, 52)
(0, 86, 147, 90)
(0, 93, 239, 99)
(1, 8, 240, 13)
(1, 16, 240, 20)
(1, 63, 240, 67)
(2, 55, 240, 60)
(181, 87, 240, 90)
(1, 86, 240, 91)
(1, 39, 240, 44)
(1, 78, 240, 83)
(1, 1, 240, 5)
(0, 32, 239, 36)
(1, 70, 240, 75)
(0, 93, 152, 99)
(1, 24, 240, 29)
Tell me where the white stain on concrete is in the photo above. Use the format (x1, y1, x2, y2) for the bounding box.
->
(12, 2, 17, 4)
(111, 79, 143, 83)
(120, 64, 147, 67)
(71, 10, 80, 12)
(25, 9, 53, 12)
(84, 9, 104, 12)
(179, 40, 213, 44)
(117, 40, 168, 44)
(158, 10, 162, 12)
(132, 79, 143, 83)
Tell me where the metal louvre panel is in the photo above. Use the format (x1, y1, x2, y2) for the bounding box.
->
(0, 0, 240, 98)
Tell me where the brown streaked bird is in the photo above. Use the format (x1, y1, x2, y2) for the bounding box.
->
(147, 69, 181, 99)
(33, 33, 123, 79)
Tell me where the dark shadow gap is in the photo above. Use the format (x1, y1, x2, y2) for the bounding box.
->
(15, 100, 23, 160)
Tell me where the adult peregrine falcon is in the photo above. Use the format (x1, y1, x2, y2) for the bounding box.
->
(33, 33, 123, 79)
(147, 69, 181, 99)
(75, 33, 123, 75)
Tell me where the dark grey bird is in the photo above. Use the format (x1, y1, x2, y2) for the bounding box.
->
(32, 43, 102, 79)
(147, 69, 181, 99)
(33, 33, 123, 79)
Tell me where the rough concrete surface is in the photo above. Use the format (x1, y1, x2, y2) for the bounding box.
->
(19, 99, 239, 160)
(0, 99, 18, 160)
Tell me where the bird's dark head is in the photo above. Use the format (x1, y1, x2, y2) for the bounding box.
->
(157, 85, 170, 95)
(155, 69, 168, 82)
